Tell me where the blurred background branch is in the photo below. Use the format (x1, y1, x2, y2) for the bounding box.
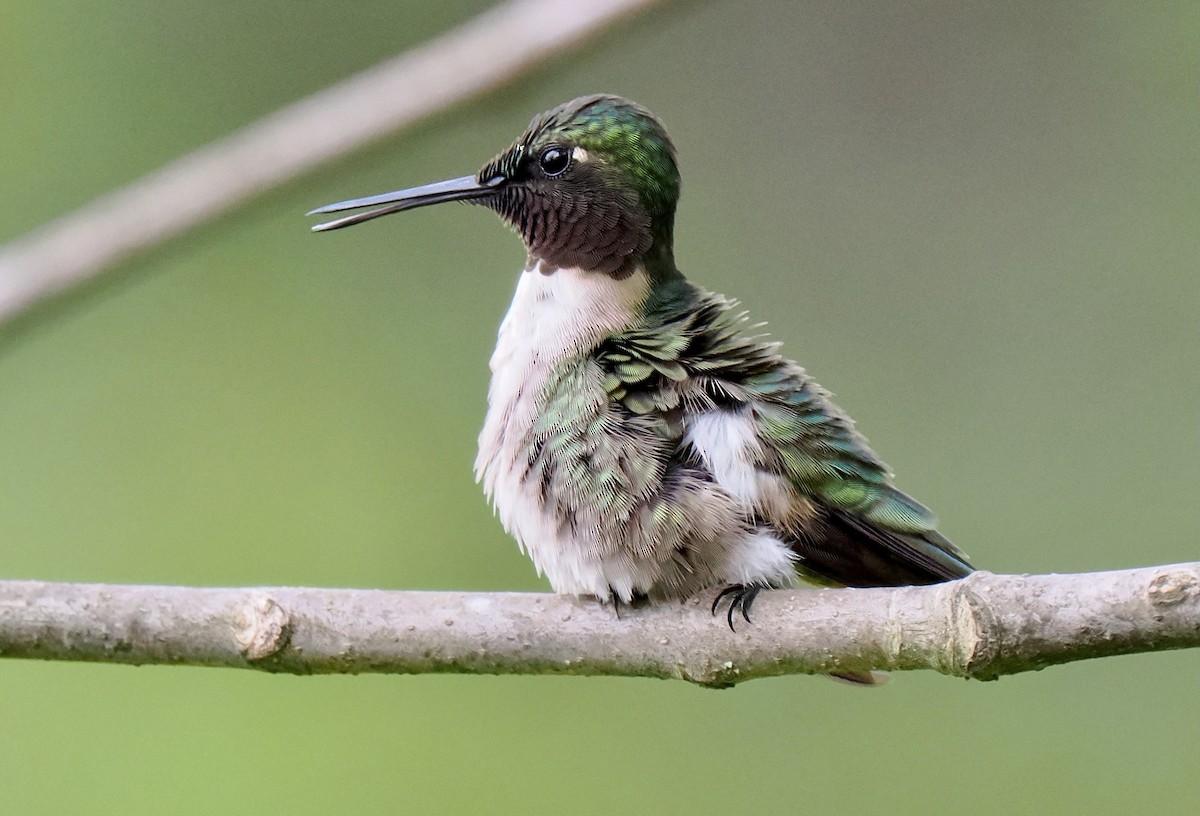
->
(0, 0, 670, 325)
(3, 564, 1197, 686)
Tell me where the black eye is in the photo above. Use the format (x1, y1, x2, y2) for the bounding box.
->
(538, 146, 571, 177)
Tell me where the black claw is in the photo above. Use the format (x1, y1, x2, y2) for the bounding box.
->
(740, 586, 762, 622)
(710, 584, 764, 632)
(711, 585, 740, 616)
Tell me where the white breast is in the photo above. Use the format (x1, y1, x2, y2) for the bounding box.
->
(474, 262, 650, 596)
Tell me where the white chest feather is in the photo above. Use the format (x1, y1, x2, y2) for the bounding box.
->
(474, 263, 650, 594)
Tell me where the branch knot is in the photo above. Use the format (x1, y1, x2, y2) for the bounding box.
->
(1147, 568, 1200, 608)
(234, 596, 292, 661)
(942, 573, 999, 679)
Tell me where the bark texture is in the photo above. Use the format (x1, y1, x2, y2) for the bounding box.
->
(1, 564, 1196, 687)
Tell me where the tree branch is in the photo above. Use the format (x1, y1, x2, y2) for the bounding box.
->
(0, 0, 671, 324)
(2, 564, 1196, 686)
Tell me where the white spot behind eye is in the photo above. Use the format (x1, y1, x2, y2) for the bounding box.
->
(572, 147, 590, 163)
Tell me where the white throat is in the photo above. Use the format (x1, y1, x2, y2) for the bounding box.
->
(490, 262, 649, 378)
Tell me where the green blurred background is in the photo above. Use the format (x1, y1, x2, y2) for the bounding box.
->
(2, 0, 1197, 812)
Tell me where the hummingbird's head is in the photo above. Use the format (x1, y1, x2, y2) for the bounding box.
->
(311, 95, 680, 278)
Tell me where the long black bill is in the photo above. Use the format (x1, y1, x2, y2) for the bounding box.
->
(308, 174, 504, 232)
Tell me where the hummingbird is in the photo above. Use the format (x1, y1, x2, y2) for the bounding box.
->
(310, 94, 973, 645)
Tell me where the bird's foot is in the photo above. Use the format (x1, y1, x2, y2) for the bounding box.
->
(710, 584, 764, 632)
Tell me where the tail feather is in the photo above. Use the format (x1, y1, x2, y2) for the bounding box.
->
(790, 506, 973, 588)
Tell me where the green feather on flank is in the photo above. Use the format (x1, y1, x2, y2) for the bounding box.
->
(597, 283, 963, 552)
(615, 360, 655, 381)
(526, 354, 685, 544)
